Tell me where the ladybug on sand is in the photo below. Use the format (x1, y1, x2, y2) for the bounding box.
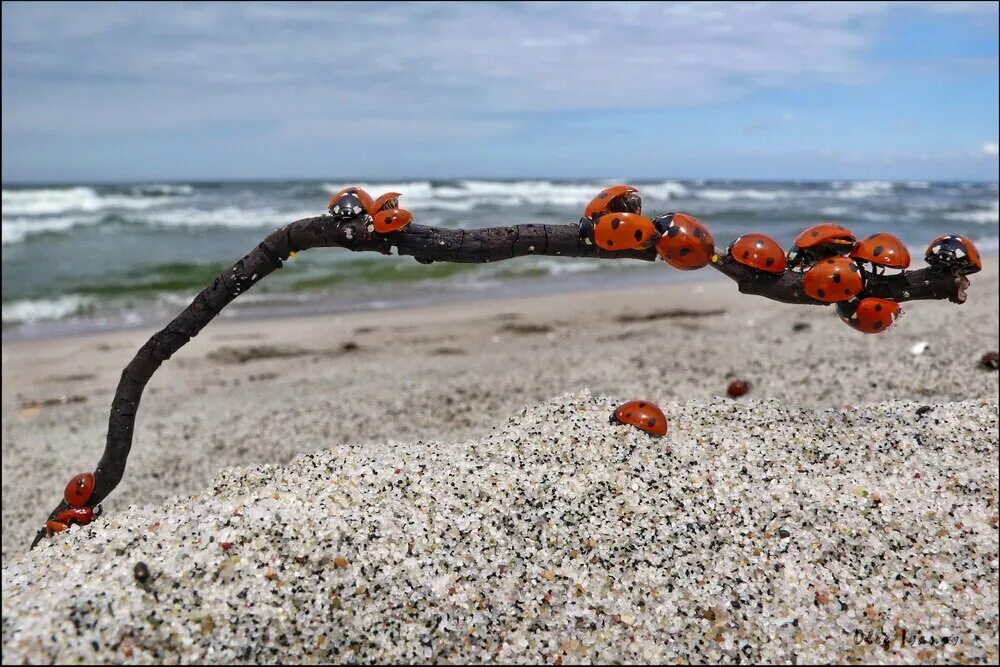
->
(803, 256, 865, 303)
(836, 297, 901, 334)
(46, 472, 100, 535)
(850, 232, 910, 273)
(925, 234, 982, 275)
(653, 213, 715, 270)
(727, 233, 786, 274)
(786, 223, 856, 271)
(611, 400, 668, 437)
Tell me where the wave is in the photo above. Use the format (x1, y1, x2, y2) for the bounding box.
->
(2, 185, 184, 217)
(2, 294, 94, 325)
(320, 179, 692, 211)
(942, 201, 1000, 225)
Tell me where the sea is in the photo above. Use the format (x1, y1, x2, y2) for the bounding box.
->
(2, 179, 998, 339)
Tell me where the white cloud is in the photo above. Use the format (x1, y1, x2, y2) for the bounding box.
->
(983, 142, 1000, 157)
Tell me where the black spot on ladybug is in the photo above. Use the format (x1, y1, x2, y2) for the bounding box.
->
(827, 258, 835, 264)
(874, 321, 883, 330)
(648, 419, 657, 427)
(679, 247, 690, 256)
(812, 231, 820, 237)
(873, 245, 884, 256)
(694, 228, 703, 238)
(607, 240, 614, 247)
(874, 304, 882, 312)
(742, 251, 750, 260)
(765, 257, 775, 267)
(611, 218, 621, 230)
(638, 402, 646, 407)
(833, 274, 842, 283)
(817, 288, 825, 297)
(634, 230, 644, 241)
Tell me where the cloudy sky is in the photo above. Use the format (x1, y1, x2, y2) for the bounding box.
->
(2, 1, 998, 183)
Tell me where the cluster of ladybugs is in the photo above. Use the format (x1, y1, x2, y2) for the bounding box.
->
(577, 184, 983, 335)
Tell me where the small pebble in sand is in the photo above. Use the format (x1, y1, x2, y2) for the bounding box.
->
(133, 561, 150, 584)
(979, 351, 999, 370)
(727, 379, 750, 398)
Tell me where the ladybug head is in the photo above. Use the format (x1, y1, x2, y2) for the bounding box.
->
(925, 235, 979, 273)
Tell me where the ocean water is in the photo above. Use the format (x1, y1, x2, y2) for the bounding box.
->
(2, 179, 997, 337)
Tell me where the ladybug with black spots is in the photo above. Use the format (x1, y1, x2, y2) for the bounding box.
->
(579, 185, 657, 251)
(327, 187, 414, 234)
(46, 472, 101, 535)
(611, 400, 667, 437)
(925, 234, 982, 275)
(653, 213, 715, 270)
(726, 233, 786, 274)
(803, 256, 865, 303)
(786, 223, 856, 271)
(836, 297, 901, 334)
(850, 232, 910, 274)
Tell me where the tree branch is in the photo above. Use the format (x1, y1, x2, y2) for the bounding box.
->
(29, 213, 974, 548)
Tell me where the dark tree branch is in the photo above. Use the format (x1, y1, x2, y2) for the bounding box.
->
(29, 214, 974, 548)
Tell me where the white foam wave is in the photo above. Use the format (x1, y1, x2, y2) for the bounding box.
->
(2, 295, 94, 324)
(831, 180, 894, 199)
(943, 201, 1000, 224)
(142, 207, 320, 229)
(2, 186, 169, 216)
(322, 180, 691, 211)
(129, 184, 194, 196)
(2, 214, 104, 245)
(694, 188, 788, 202)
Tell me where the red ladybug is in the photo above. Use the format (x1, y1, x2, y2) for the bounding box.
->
(653, 213, 715, 270)
(328, 187, 414, 234)
(611, 400, 667, 437)
(592, 212, 658, 251)
(370, 192, 413, 233)
(836, 297, 901, 334)
(727, 233, 786, 273)
(850, 233, 910, 271)
(925, 234, 982, 274)
(786, 223, 856, 271)
(46, 472, 98, 535)
(327, 186, 375, 222)
(584, 185, 641, 221)
(803, 256, 865, 303)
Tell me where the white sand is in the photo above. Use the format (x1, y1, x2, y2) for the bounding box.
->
(3, 264, 998, 663)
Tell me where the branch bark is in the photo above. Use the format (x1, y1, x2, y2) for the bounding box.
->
(29, 214, 973, 548)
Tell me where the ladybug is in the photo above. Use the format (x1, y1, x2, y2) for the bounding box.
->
(653, 213, 715, 270)
(328, 187, 414, 234)
(726, 233, 786, 274)
(46, 472, 99, 535)
(591, 212, 658, 251)
(803, 256, 865, 303)
(727, 379, 750, 398)
(584, 184, 642, 222)
(925, 234, 982, 274)
(786, 223, 856, 271)
(610, 400, 667, 437)
(836, 297, 902, 334)
(370, 192, 414, 234)
(327, 186, 375, 222)
(850, 232, 910, 273)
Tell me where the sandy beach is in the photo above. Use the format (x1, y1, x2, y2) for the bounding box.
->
(2, 262, 998, 663)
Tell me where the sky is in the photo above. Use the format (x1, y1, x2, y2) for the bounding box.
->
(2, 1, 998, 183)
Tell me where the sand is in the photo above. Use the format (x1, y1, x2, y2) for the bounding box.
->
(2, 263, 998, 663)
